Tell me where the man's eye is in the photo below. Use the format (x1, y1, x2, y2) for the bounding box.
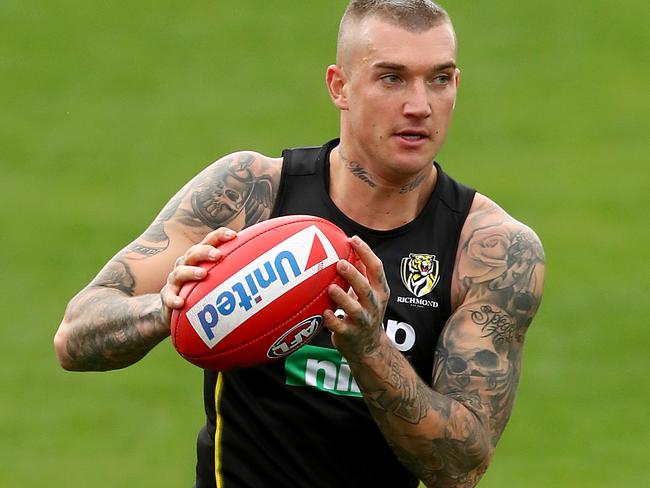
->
(432, 74, 450, 85)
(381, 74, 401, 85)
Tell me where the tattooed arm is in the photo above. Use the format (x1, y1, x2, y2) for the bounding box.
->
(323, 195, 545, 487)
(54, 152, 282, 371)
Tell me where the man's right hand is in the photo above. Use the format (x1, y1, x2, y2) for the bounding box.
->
(160, 227, 238, 325)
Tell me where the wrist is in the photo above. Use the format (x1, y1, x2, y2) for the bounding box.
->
(344, 330, 392, 367)
(138, 293, 171, 337)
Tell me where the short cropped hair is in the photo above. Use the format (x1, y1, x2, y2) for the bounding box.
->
(337, 1, 453, 66)
(340, 0, 450, 35)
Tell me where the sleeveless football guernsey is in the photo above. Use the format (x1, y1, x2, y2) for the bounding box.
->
(194, 139, 476, 488)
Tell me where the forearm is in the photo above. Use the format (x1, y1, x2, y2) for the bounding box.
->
(349, 335, 491, 487)
(54, 287, 170, 371)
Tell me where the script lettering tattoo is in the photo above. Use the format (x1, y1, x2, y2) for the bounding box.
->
(471, 305, 521, 344)
(190, 152, 274, 229)
(125, 188, 190, 258)
(345, 160, 377, 188)
(338, 147, 377, 189)
(127, 243, 164, 257)
(400, 173, 426, 194)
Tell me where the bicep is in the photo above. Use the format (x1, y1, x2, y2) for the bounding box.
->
(88, 151, 282, 296)
(432, 302, 526, 445)
(435, 213, 546, 445)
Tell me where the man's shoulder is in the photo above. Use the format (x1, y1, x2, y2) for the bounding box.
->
(451, 192, 545, 309)
(204, 150, 284, 177)
(462, 193, 542, 243)
(183, 150, 285, 232)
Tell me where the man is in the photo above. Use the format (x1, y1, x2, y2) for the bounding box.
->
(54, 1, 545, 487)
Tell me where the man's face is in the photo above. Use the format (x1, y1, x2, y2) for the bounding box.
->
(334, 17, 459, 179)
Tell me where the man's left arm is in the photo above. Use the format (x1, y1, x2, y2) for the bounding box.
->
(323, 215, 545, 487)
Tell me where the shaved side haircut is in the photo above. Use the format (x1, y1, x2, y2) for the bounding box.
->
(337, 0, 454, 67)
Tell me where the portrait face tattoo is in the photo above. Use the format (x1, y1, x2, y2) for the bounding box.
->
(192, 166, 254, 225)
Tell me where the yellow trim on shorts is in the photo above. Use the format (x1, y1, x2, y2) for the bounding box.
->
(214, 372, 224, 488)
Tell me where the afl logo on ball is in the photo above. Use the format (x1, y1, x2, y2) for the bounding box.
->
(267, 316, 323, 358)
(400, 253, 440, 298)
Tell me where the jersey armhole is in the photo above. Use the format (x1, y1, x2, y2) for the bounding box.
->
(270, 150, 292, 218)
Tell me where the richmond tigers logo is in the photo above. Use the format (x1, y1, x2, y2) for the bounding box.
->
(400, 253, 440, 298)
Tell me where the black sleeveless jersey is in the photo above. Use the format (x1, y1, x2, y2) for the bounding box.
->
(194, 139, 476, 488)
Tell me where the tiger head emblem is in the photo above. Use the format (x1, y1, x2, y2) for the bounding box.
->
(400, 253, 440, 298)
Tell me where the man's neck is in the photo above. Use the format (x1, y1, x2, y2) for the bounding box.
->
(328, 144, 437, 231)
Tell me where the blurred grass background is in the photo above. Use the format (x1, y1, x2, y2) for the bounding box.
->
(1, 0, 648, 486)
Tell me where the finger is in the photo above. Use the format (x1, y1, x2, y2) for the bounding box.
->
(200, 227, 237, 246)
(351, 251, 367, 278)
(347, 286, 358, 301)
(327, 282, 366, 323)
(161, 283, 185, 309)
(322, 308, 347, 335)
(183, 244, 222, 266)
(335, 259, 376, 311)
(349, 236, 390, 298)
(162, 264, 208, 309)
(167, 264, 207, 287)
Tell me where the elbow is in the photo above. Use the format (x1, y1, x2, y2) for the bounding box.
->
(460, 428, 493, 475)
(457, 415, 495, 485)
(418, 435, 493, 488)
(473, 437, 494, 475)
(461, 408, 495, 473)
(435, 408, 495, 486)
(53, 321, 79, 371)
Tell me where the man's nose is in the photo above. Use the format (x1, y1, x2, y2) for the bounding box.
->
(403, 82, 432, 118)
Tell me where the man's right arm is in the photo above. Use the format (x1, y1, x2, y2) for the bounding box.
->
(54, 151, 282, 371)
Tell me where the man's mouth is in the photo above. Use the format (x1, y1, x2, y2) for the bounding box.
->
(395, 131, 430, 142)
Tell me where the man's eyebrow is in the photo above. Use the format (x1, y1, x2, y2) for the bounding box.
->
(372, 61, 457, 72)
(431, 61, 457, 71)
(372, 61, 407, 71)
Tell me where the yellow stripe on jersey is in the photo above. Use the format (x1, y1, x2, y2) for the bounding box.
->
(214, 372, 225, 488)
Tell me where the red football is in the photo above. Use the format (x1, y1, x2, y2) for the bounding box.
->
(170, 215, 353, 371)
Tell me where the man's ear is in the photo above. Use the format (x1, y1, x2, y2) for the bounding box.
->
(326, 64, 349, 110)
(453, 68, 461, 110)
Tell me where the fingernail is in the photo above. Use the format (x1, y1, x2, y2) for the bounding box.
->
(351, 236, 362, 246)
(174, 298, 184, 307)
(339, 260, 349, 271)
(209, 249, 219, 260)
(225, 230, 235, 238)
(195, 268, 206, 278)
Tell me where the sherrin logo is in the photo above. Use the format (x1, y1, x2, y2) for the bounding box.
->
(186, 226, 339, 348)
(400, 253, 440, 298)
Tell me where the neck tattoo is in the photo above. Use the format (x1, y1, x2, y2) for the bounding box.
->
(399, 174, 427, 194)
(339, 148, 377, 189)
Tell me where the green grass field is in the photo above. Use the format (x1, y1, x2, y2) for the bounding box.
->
(2, 0, 648, 486)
